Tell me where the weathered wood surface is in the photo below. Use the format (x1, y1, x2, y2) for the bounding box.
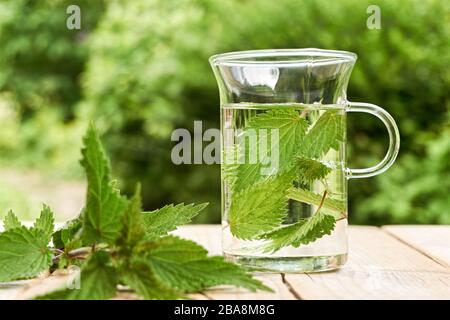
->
(383, 225, 450, 268)
(1, 225, 449, 300)
(284, 226, 450, 300)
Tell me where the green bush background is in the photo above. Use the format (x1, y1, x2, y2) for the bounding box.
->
(0, 0, 448, 224)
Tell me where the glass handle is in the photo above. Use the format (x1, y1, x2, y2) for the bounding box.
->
(346, 101, 400, 179)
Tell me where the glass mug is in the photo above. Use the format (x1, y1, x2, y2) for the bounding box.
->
(210, 49, 400, 272)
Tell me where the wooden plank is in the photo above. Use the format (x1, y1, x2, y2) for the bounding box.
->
(383, 225, 450, 268)
(3, 224, 449, 300)
(202, 275, 295, 300)
(0, 281, 32, 300)
(284, 226, 450, 300)
(173, 224, 222, 255)
(14, 270, 76, 300)
(173, 225, 297, 300)
(14, 269, 209, 300)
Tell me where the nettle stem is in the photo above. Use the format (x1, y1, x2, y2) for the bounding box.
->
(52, 247, 92, 264)
(68, 247, 91, 258)
(314, 190, 347, 222)
(314, 189, 328, 215)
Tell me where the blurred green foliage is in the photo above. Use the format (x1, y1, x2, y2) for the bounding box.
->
(0, 0, 448, 224)
(0, 180, 33, 220)
(0, 0, 104, 176)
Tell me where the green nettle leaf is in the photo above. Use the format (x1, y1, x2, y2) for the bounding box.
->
(301, 110, 345, 159)
(0, 226, 52, 281)
(38, 252, 118, 300)
(287, 187, 346, 214)
(80, 125, 127, 245)
(142, 203, 208, 240)
(2, 210, 22, 231)
(222, 161, 238, 191)
(228, 174, 291, 240)
(33, 205, 55, 238)
(119, 184, 145, 247)
(52, 216, 82, 249)
(121, 259, 181, 300)
(146, 236, 270, 292)
(0, 125, 271, 299)
(295, 156, 332, 184)
(260, 212, 336, 253)
(233, 109, 308, 192)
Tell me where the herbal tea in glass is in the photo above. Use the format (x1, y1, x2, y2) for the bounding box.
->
(210, 49, 399, 272)
(221, 103, 347, 272)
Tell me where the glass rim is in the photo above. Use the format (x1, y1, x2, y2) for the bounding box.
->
(209, 48, 357, 67)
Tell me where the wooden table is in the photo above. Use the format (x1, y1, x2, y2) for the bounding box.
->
(1, 225, 449, 300)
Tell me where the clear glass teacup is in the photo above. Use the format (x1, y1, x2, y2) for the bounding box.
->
(210, 49, 400, 273)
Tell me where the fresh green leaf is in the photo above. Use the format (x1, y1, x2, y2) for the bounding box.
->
(119, 184, 145, 247)
(295, 156, 331, 184)
(33, 205, 54, 238)
(222, 160, 238, 191)
(121, 259, 181, 300)
(260, 212, 336, 253)
(287, 187, 346, 215)
(301, 110, 345, 159)
(52, 216, 82, 249)
(142, 203, 208, 240)
(2, 210, 21, 231)
(80, 125, 127, 245)
(145, 236, 270, 292)
(229, 174, 291, 240)
(0, 226, 52, 281)
(37, 251, 118, 300)
(233, 109, 308, 192)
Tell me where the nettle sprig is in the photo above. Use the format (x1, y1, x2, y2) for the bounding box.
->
(0, 125, 270, 299)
